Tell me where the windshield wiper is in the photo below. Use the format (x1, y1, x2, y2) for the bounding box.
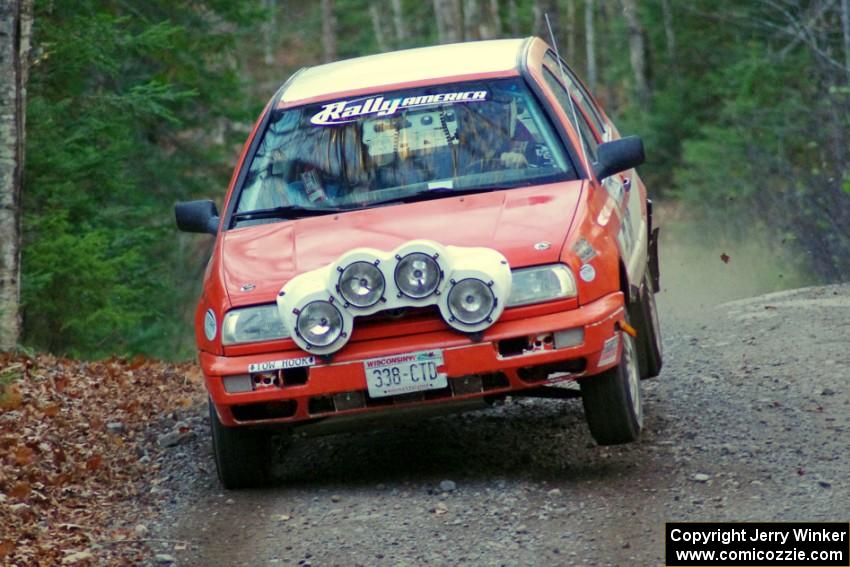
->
(369, 186, 506, 207)
(232, 204, 341, 223)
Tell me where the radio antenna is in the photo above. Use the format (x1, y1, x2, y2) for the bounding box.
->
(544, 13, 592, 179)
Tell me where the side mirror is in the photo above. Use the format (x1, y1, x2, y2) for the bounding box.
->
(593, 136, 645, 180)
(175, 200, 219, 235)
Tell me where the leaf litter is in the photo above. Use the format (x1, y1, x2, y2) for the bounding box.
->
(0, 352, 204, 565)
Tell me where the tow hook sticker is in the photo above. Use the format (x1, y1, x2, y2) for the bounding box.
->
(598, 335, 620, 367)
(248, 356, 315, 373)
(310, 91, 488, 126)
(579, 263, 596, 282)
(573, 238, 597, 262)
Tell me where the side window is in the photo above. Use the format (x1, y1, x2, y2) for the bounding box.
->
(542, 69, 599, 163)
(543, 52, 606, 136)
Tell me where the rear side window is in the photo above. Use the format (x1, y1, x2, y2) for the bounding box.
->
(543, 52, 606, 136)
(543, 69, 599, 163)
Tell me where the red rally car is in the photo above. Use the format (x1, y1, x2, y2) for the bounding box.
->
(175, 38, 662, 489)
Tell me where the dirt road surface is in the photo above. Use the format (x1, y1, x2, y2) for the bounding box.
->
(151, 251, 850, 566)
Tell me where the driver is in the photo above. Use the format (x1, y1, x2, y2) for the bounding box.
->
(457, 99, 533, 171)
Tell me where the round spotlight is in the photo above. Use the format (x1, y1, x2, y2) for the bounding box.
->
(338, 261, 385, 307)
(295, 301, 343, 347)
(447, 278, 496, 325)
(395, 252, 441, 298)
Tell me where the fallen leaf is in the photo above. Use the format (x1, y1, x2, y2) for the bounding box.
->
(9, 481, 31, 499)
(53, 375, 69, 392)
(62, 550, 94, 564)
(43, 403, 61, 417)
(720, 253, 730, 264)
(128, 355, 147, 370)
(0, 383, 23, 410)
(0, 539, 13, 558)
(14, 445, 36, 466)
(85, 455, 102, 471)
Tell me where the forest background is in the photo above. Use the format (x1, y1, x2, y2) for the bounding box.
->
(3, 0, 849, 360)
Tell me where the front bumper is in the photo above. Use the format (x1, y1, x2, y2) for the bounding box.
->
(202, 292, 626, 427)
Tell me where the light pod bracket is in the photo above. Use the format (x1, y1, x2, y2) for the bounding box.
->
(277, 240, 511, 355)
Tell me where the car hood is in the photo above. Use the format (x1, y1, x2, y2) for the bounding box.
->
(221, 180, 584, 306)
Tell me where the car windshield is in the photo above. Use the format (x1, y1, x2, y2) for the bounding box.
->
(234, 78, 575, 223)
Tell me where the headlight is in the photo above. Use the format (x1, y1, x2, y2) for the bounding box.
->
(395, 252, 441, 298)
(507, 264, 576, 307)
(295, 300, 343, 347)
(221, 304, 289, 345)
(447, 278, 496, 325)
(338, 261, 385, 307)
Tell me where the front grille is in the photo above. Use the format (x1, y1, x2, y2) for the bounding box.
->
(517, 359, 586, 383)
(356, 305, 441, 326)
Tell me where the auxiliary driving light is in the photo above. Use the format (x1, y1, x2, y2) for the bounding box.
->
(295, 300, 344, 347)
(395, 252, 441, 298)
(279, 240, 511, 354)
(338, 261, 385, 307)
(447, 278, 496, 325)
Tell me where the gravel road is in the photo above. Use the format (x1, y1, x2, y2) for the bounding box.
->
(149, 274, 850, 566)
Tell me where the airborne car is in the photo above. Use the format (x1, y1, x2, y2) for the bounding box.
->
(176, 38, 662, 489)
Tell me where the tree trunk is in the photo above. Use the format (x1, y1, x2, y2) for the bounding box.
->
(370, 4, 389, 52)
(321, 0, 337, 63)
(533, 0, 558, 39)
(585, 0, 597, 89)
(464, 0, 482, 40)
(842, 0, 850, 74)
(263, 0, 277, 65)
(566, 0, 577, 57)
(391, 0, 408, 45)
(660, 0, 677, 70)
(507, 0, 519, 36)
(464, 0, 501, 39)
(0, 0, 32, 352)
(489, 0, 503, 37)
(622, 0, 650, 106)
(433, 0, 463, 44)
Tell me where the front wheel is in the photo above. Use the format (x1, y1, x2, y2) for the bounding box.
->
(580, 328, 643, 445)
(209, 400, 272, 489)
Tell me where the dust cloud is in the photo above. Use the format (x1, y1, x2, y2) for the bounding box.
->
(653, 204, 810, 319)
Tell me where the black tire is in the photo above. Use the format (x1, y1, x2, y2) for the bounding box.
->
(629, 274, 663, 379)
(209, 400, 272, 489)
(580, 327, 643, 445)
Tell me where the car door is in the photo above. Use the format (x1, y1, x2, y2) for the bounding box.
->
(541, 53, 647, 287)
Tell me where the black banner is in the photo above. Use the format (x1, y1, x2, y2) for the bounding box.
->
(666, 522, 849, 566)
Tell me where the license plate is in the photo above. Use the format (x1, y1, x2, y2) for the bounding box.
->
(364, 350, 447, 398)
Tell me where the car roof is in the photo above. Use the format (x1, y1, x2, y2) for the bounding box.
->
(281, 38, 530, 105)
